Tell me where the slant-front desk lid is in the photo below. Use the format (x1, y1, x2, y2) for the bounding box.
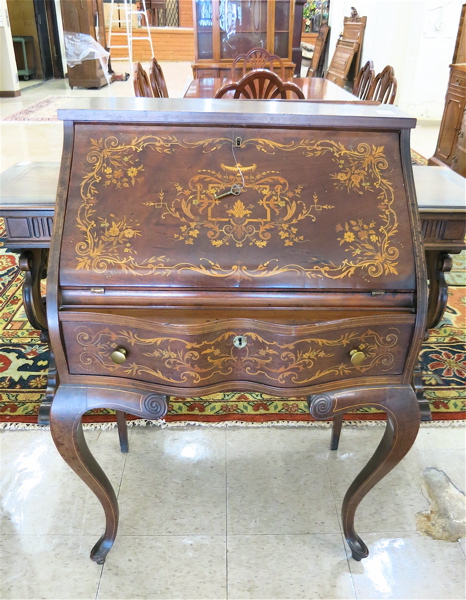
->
(57, 99, 418, 294)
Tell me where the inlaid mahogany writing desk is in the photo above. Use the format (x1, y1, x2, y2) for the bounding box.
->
(1, 162, 463, 335)
(38, 97, 429, 563)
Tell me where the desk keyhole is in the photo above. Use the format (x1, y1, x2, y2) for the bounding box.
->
(233, 335, 247, 349)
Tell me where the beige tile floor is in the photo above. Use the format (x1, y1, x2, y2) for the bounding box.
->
(1, 64, 465, 599)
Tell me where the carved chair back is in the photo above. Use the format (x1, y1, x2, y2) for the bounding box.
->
(215, 69, 305, 100)
(352, 60, 375, 100)
(231, 47, 285, 79)
(367, 65, 397, 104)
(133, 62, 153, 98)
(149, 57, 169, 98)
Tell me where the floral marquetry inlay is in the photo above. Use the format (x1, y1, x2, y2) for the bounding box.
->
(73, 326, 400, 386)
(73, 134, 401, 280)
(143, 163, 332, 248)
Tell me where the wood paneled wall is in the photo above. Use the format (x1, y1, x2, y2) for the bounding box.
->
(107, 27, 194, 61)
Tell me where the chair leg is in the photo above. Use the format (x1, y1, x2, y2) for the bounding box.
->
(330, 413, 344, 450)
(116, 410, 129, 453)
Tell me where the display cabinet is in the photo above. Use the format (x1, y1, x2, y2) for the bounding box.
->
(429, 4, 466, 176)
(192, 0, 296, 79)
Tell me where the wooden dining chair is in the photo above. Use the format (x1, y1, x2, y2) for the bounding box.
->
(215, 69, 305, 100)
(231, 47, 286, 79)
(149, 57, 169, 98)
(352, 60, 375, 100)
(367, 65, 397, 104)
(133, 62, 153, 98)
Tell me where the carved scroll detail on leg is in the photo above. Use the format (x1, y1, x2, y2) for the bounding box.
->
(425, 250, 453, 331)
(309, 386, 420, 560)
(19, 249, 48, 332)
(50, 384, 168, 563)
(38, 348, 57, 426)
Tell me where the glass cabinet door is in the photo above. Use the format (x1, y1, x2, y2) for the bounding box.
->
(195, 0, 214, 59)
(219, 0, 268, 60)
(274, 0, 290, 57)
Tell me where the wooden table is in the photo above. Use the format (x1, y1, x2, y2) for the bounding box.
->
(2, 162, 463, 334)
(183, 77, 362, 101)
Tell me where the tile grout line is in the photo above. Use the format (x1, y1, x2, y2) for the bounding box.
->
(225, 427, 229, 600)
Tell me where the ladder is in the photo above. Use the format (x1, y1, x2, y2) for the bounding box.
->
(107, 0, 154, 71)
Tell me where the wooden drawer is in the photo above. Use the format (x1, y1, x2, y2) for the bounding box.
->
(61, 313, 415, 389)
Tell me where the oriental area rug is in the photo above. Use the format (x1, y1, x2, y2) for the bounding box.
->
(1, 235, 465, 428)
(1, 96, 74, 122)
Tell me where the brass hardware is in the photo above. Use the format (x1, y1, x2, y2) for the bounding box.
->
(110, 347, 128, 364)
(371, 290, 385, 296)
(91, 287, 105, 294)
(350, 348, 366, 366)
(215, 183, 242, 200)
(233, 335, 247, 349)
(235, 136, 242, 147)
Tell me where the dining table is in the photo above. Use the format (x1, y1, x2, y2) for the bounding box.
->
(183, 76, 364, 101)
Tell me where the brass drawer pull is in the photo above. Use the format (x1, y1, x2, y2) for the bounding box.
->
(110, 347, 128, 364)
(233, 335, 247, 349)
(349, 347, 366, 366)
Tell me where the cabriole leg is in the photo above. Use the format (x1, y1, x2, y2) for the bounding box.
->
(50, 384, 168, 563)
(309, 385, 420, 560)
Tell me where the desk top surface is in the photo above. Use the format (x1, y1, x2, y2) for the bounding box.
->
(1, 162, 464, 212)
(55, 97, 414, 129)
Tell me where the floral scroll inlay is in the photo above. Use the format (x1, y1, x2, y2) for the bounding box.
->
(74, 326, 399, 386)
(74, 134, 401, 280)
(147, 163, 332, 248)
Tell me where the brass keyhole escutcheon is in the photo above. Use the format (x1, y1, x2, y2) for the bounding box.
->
(349, 348, 366, 366)
(110, 347, 128, 365)
(233, 335, 247, 349)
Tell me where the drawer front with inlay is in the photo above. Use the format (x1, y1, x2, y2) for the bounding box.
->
(61, 315, 415, 389)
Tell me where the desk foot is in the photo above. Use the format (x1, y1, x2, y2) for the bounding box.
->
(309, 385, 420, 559)
(50, 384, 168, 562)
(91, 535, 115, 564)
(349, 537, 368, 561)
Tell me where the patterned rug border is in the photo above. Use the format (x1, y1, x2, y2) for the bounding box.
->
(2, 418, 465, 430)
(1, 409, 464, 426)
(1, 96, 74, 122)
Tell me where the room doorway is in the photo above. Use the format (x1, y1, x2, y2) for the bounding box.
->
(7, 0, 64, 88)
